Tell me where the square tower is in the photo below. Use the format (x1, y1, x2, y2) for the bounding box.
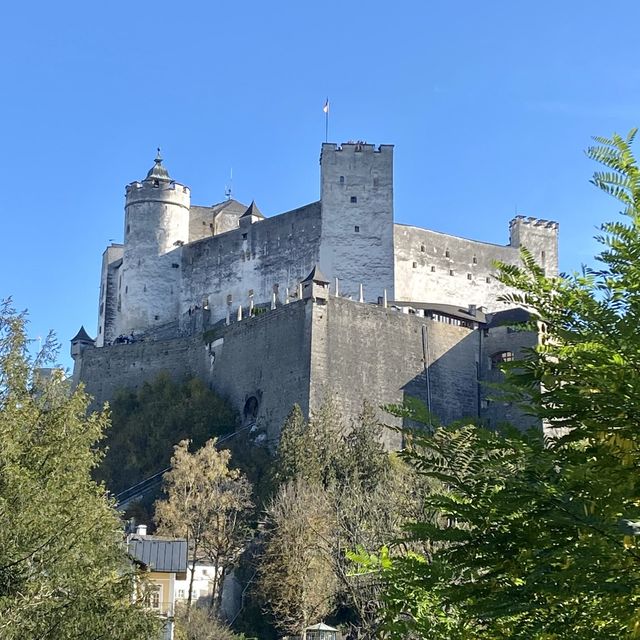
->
(319, 142, 395, 301)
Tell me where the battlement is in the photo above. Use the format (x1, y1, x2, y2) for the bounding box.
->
(125, 180, 190, 195)
(509, 215, 558, 230)
(320, 142, 393, 163)
(125, 180, 191, 209)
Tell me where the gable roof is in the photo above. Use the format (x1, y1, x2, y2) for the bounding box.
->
(128, 535, 188, 574)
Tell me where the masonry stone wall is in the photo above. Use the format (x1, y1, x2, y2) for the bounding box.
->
(180, 203, 321, 325)
(480, 322, 541, 431)
(319, 143, 395, 301)
(118, 180, 191, 335)
(97, 244, 123, 347)
(394, 216, 559, 311)
(203, 299, 313, 444)
(76, 299, 313, 444)
(309, 297, 482, 448)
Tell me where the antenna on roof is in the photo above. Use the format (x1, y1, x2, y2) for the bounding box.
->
(224, 168, 233, 200)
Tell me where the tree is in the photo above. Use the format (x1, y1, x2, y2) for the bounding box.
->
(369, 130, 640, 638)
(174, 602, 246, 640)
(97, 373, 237, 495)
(258, 477, 338, 637)
(262, 402, 431, 639)
(0, 300, 158, 639)
(155, 439, 252, 616)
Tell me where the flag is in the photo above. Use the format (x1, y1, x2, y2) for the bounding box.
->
(323, 98, 329, 114)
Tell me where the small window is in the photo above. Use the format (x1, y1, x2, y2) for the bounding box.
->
(126, 224, 130, 234)
(431, 266, 436, 272)
(147, 586, 160, 609)
(472, 256, 477, 264)
(273, 283, 279, 293)
(242, 233, 247, 240)
(153, 179, 159, 188)
(354, 225, 360, 233)
(420, 245, 425, 252)
(373, 176, 379, 187)
(227, 294, 232, 305)
(486, 276, 491, 283)
(449, 269, 454, 276)
(491, 351, 514, 368)
(413, 262, 417, 268)
(467, 273, 472, 280)
(542, 250, 546, 259)
(171, 263, 179, 268)
(154, 315, 159, 320)
(143, 285, 147, 292)
(248, 289, 254, 297)
(445, 249, 450, 258)
(339, 176, 345, 183)
(350, 196, 357, 203)
(125, 286, 128, 294)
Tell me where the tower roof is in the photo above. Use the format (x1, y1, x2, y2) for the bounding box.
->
(144, 148, 172, 182)
(71, 326, 94, 344)
(240, 200, 264, 220)
(303, 265, 329, 284)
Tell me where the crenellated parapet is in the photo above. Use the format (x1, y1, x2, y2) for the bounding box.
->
(509, 214, 559, 276)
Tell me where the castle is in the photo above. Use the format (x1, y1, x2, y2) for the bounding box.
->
(72, 142, 559, 446)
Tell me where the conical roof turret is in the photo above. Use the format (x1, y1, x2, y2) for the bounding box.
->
(71, 326, 94, 344)
(144, 148, 172, 182)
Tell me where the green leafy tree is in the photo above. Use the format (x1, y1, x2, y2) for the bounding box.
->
(98, 373, 237, 494)
(0, 301, 158, 639)
(155, 439, 253, 616)
(263, 402, 430, 639)
(369, 130, 640, 639)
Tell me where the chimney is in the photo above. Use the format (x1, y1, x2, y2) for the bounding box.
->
(468, 304, 477, 317)
(136, 524, 148, 536)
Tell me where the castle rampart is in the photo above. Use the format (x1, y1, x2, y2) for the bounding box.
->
(79, 141, 558, 445)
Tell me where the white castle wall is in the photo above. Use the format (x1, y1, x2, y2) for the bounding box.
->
(98, 144, 559, 343)
(179, 203, 322, 326)
(118, 180, 190, 335)
(319, 143, 395, 301)
(394, 217, 559, 311)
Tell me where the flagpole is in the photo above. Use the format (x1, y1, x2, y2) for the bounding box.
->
(324, 97, 329, 142)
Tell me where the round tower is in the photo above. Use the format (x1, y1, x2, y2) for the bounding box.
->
(119, 150, 191, 335)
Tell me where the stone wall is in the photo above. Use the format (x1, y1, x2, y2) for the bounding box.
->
(180, 203, 321, 325)
(394, 216, 559, 311)
(319, 143, 395, 301)
(309, 297, 482, 447)
(76, 299, 314, 444)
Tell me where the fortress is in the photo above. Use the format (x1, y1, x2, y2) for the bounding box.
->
(72, 142, 559, 446)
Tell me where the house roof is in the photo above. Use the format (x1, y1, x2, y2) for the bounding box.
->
(306, 622, 338, 631)
(390, 301, 487, 323)
(71, 326, 94, 343)
(128, 535, 188, 574)
(486, 306, 531, 329)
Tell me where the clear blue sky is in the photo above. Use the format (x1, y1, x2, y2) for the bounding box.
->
(2, 1, 639, 370)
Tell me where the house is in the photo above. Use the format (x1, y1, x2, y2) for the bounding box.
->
(128, 525, 188, 640)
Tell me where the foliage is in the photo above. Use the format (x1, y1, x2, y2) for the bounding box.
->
(258, 477, 338, 637)
(260, 402, 432, 638)
(97, 373, 237, 494)
(174, 602, 246, 640)
(0, 300, 159, 639)
(155, 438, 253, 616)
(368, 130, 640, 639)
